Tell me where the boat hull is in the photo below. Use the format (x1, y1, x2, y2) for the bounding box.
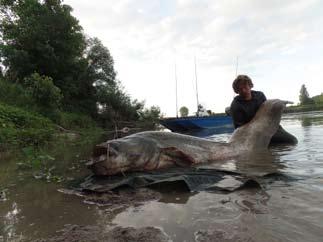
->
(159, 115, 234, 134)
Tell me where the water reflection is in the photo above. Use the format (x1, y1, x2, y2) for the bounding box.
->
(1, 202, 21, 241)
(275, 111, 323, 176)
(158, 191, 196, 204)
(113, 187, 272, 241)
(0, 179, 105, 240)
(191, 133, 287, 176)
(301, 117, 312, 127)
(233, 150, 286, 176)
(284, 111, 323, 127)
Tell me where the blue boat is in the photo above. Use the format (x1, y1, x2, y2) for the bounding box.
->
(163, 58, 234, 135)
(159, 115, 234, 134)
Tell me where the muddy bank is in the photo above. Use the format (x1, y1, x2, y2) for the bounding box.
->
(195, 229, 254, 242)
(33, 188, 166, 241)
(37, 225, 256, 242)
(36, 225, 171, 242)
(59, 187, 162, 208)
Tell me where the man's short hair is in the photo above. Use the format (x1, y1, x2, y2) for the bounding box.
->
(232, 75, 254, 94)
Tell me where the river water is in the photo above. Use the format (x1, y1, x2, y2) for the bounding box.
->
(1, 112, 323, 241)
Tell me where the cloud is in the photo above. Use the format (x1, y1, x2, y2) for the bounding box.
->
(65, 0, 323, 115)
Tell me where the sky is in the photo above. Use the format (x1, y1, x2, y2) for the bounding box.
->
(64, 0, 323, 117)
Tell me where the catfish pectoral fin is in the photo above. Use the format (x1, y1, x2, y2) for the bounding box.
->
(160, 147, 196, 167)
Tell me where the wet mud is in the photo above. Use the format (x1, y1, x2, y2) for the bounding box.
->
(36, 225, 170, 242)
(59, 187, 162, 208)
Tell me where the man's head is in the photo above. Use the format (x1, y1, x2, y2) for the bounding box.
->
(232, 75, 253, 100)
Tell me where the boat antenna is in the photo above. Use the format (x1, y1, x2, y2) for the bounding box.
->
(175, 61, 178, 118)
(233, 56, 239, 98)
(235, 56, 239, 77)
(194, 56, 200, 116)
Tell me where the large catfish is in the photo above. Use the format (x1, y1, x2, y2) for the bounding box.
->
(88, 99, 290, 176)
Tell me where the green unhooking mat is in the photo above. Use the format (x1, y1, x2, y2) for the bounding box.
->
(79, 167, 263, 193)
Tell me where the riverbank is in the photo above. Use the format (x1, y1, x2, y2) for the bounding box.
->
(285, 104, 323, 113)
(0, 101, 154, 146)
(0, 101, 159, 185)
(0, 101, 105, 185)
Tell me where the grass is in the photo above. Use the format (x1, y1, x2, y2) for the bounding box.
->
(0, 102, 55, 147)
(0, 101, 105, 182)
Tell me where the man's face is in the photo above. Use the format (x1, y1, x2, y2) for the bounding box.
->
(237, 82, 252, 100)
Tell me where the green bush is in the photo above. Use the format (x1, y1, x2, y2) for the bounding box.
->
(312, 93, 323, 104)
(0, 78, 36, 110)
(0, 127, 53, 146)
(138, 106, 162, 129)
(0, 102, 54, 128)
(57, 112, 97, 130)
(0, 102, 55, 147)
(24, 73, 63, 110)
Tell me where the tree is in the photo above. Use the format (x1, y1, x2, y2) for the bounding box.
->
(0, 0, 92, 112)
(0, 0, 160, 125)
(96, 85, 141, 124)
(179, 106, 189, 117)
(85, 37, 116, 87)
(138, 105, 162, 129)
(86, 37, 133, 122)
(299, 84, 313, 105)
(312, 93, 323, 104)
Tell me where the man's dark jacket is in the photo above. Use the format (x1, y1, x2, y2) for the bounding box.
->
(230, 90, 266, 129)
(229, 90, 298, 144)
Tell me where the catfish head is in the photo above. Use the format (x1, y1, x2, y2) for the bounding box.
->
(87, 135, 161, 176)
(87, 132, 200, 176)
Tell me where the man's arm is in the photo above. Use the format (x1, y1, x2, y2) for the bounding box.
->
(259, 91, 267, 102)
(230, 102, 246, 129)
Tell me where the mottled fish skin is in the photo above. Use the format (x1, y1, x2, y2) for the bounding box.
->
(88, 99, 288, 176)
(229, 99, 287, 151)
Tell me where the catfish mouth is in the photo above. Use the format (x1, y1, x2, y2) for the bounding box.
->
(89, 135, 162, 176)
(90, 161, 131, 176)
(89, 141, 142, 176)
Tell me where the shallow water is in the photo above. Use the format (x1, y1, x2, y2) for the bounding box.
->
(1, 112, 323, 241)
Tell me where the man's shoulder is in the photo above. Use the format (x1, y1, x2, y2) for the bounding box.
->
(230, 96, 243, 109)
(252, 90, 266, 99)
(251, 90, 265, 95)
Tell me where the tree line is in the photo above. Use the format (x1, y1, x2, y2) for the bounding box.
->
(299, 84, 323, 105)
(177, 84, 323, 118)
(0, 0, 161, 129)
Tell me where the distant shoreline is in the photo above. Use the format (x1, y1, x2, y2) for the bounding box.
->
(163, 105, 323, 119)
(285, 104, 323, 113)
